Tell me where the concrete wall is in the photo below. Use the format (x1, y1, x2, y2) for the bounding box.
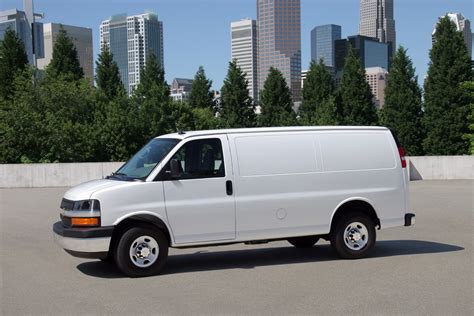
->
(0, 156, 472, 188)
(0, 162, 123, 188)
(408, 156, 474, 181)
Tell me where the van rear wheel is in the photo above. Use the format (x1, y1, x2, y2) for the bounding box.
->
(114, 226, 168, 277)
(330, 214, 375, 259)
(287, 236, 320, 248)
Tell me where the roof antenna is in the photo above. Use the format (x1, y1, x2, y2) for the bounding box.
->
(177, 130, 185, 135)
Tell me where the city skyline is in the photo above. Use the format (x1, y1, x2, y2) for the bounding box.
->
(1, 0, 472, 89)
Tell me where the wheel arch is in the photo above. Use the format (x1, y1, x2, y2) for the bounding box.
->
(330, 198, 381, 234)
(110, 212, 174, 252)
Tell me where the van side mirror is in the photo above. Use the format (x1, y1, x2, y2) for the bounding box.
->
(169, 159, 183, 179)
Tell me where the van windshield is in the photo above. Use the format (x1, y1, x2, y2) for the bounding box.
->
(109, 138, 180, 181)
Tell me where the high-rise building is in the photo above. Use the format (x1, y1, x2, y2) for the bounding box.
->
(432, 13, 472, 59)
(471, 33, 474, 68)
(335, 35, 392, 71)
(231, 19, 258, 101)
(366, 67, 388, 108)
(0, 0, 44, 65)
(359, 0, 396, 54)
(257, 0, 302, 102)
(37, 23, 93, 83)
(311, 24, 341, 67)
(100, 12, 164, 95)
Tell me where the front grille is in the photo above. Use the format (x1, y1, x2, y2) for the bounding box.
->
(60, 198, 74, 211)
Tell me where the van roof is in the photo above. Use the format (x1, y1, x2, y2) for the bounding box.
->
(157, 126, 389, 140)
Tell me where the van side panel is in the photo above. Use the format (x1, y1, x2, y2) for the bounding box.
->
(230, 132, 328, 240)
(317, 131, 406, 229)
(317, 131, 405, 229)
(229, 130, 406, 242)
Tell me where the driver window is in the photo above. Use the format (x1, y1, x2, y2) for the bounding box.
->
(170, 138, 225, 180)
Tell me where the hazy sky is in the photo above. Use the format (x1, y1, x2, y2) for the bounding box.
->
(2, 0, 472, 89)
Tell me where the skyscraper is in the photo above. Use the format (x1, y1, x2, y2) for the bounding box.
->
(100, 12, 164, 95)
(231, 19, 258, 101)
(432, 13, 472, 59)
(359, 0, 396, 54)
(311, 24, 341, 68)
(0, 0, 44, 65)
(366, 67, 388, 108)
(335, 35, 392, 71)
(257, 0, 301, 102)
(37, 23, 93, 83)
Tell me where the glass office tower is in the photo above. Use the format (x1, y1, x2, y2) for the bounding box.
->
(311, 24, 341, 68)
(257, 0, 302, 102)
(100, 12, 164, 95)
(335, 35, 391, 71)
(0, 8, 43, 65)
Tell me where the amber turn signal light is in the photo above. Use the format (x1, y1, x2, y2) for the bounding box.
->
(71, 217, 99, 227)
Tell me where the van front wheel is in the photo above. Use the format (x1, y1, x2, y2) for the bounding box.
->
(330, 214, 375, 259)
(115, 226, 169, 277)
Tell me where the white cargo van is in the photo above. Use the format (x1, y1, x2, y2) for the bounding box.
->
(53, 127, 415, 277)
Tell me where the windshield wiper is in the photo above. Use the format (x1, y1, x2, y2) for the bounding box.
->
(112, 172, 128, 176)
(106, 172, 145, 182)
(106, 172, 128, 179)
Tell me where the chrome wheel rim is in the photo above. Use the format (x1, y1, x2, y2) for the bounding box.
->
(344, 222, 369, 251)
(129, 235, 159, 268)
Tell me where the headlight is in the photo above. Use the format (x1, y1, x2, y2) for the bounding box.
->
(61, 199, 101, 227)
(72, 199, 101, 212)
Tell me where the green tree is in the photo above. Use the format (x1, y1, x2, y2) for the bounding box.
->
(46, 26, 84, 81)
(300, 59, 335, 124)
(0, 28, 29, 99)
(96, 45, 124, 99)
(423, 16, 472, 155)
(39, 75, 96, 162)
(95, 92, 140, 161)
(0, 68, 43, 163)
(314, 96, 339, 126)
(133, 53, 174, 144)
(189, 66, 215, 110)
(219, 60, 256, 128)
(461, 81, 474, 154)
(381, 47, 424, 155)
(259, 67, 297, 126)
(338, 46, 378, 125)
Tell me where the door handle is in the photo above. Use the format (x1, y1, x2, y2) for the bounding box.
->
(226, 180, 233, 196)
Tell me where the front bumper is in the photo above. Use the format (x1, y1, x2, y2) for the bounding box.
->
(404, 213, 416, 226)
(53, 221, 114, 259)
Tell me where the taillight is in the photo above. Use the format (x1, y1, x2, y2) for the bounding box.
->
(398, 147, 407, 168)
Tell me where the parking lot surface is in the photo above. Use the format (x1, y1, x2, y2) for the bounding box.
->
(0, 180, 472, 315)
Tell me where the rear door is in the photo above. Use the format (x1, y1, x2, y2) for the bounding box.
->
(162, 135, 236, 244)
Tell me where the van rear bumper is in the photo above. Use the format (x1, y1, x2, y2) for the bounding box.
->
(52, 221, 113, 259)
(404, 213, 416, 226)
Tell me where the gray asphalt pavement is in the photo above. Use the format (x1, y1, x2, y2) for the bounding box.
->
(0, 180, 472, 315)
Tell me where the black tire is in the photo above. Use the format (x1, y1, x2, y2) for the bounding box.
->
(330, 213, 376, 259)
(114, 226, 168, 277)
(287, 236, 320, 248)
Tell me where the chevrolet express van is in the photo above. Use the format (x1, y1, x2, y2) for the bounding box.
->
(53, 127, 415, 277)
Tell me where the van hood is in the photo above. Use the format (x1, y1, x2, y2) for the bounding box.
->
(63, 179, 129, 201)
